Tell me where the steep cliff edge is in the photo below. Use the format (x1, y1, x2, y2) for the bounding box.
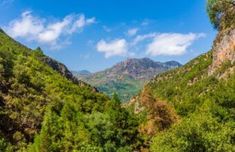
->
(128, 25, 235, 151)
(209, 28, 235, 76)
(40, 55, 98, 92)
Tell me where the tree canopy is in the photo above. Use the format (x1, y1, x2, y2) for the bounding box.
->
(207, 0, 235, 30)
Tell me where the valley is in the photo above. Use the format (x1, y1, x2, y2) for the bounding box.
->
(74, 58, 181, 102)
(0, 0, 235, 151)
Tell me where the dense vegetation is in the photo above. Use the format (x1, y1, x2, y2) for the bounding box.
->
(76, 69, 144, 102)
(130, 0, 235, 150)
(0, 0, 234, 151)
(97, 76, 143, 102)
(76, 59, 180, 102)
(0, 30, 142, 151)
(143, 51, 235, 151)
(207, 0, 235, 30)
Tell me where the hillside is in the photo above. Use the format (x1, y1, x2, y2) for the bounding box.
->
(0, 29, 142, 151)
(76, 58, 181, 102)
(0, 0, 234, 151)
(129, 25, 235, 152)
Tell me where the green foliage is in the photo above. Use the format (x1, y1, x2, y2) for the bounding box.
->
(32, 47, 44, 57)
(0, 30, 143, 151)
(29, 96, 142, 152)
(1, 0, 235, 149)
(151, 111, 235, 152)
(92, 76, 143, 102)
(207, 0, 235, 30)
(148, 52, 214, 115)
(0, 136, 13, 152)
(142, 51, 235, 151)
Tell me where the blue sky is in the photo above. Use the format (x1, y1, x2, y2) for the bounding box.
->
(0, 0, 216, 72)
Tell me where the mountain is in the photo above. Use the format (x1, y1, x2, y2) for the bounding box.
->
(77, 70, 92, 76)
(76, 58, 181, 102)
(72, 70, 92, 79)
(128, 28, 235, 151)
(0, 29, 142, 151)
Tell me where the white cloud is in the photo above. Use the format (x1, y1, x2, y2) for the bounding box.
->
(7, 11, 44, 39)
(132, 33, 157, 45)
(146, 33, 205, 56)
(127, 28, 138, 36)
(96, 32, 205, 58)
(96, 39, 128, 58)
(38, 16, 71, 43)
(69, 14, 95, 33)
(5, 11, 95, 49)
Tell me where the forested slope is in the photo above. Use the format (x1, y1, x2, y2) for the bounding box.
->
(0, 29, 142, 151)
(130, 0, 235, 151)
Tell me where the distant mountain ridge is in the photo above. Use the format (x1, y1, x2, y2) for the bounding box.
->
(75, 58, 181, 101)
(109, 58, 181, 80)
(127, 25, 235, 151)
(0, 28, 141, 151)
(72, 70, 92, 79)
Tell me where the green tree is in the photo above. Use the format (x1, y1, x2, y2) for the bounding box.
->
(207, 0, 235, 30)
(151, 111, 235, 152)
(0, 137, 13, 152)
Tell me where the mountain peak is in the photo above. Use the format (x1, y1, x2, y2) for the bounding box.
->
(164, 61, 182, 67)
(76, 58, 181, 101)
(78, 70, 91, 75)
(120, 57, 155, 68)
(114, 58, 181, 76)
(125, 57, 152, 62)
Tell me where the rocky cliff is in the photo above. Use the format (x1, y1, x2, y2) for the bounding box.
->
(40, 56, 97, 92)
(127, 27, 235, 151)
(209, 28, 235, 76)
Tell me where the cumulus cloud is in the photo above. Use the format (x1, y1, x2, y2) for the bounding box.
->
(96, 39, 128, 58)
(68, 14, 95, 34)
(96, 32, 205, 58)
(6, 11, 44, 39)
(146, 33, 205, 56)
(5, 11, 95, 49)
(131, 33, 157, 45)
(127, 28, 138, 36)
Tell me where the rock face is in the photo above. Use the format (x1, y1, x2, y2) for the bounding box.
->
(209, 29, 235, 75)
(92, 58, 181, 82)
(40, 56, 98, 92)
(41, 57, 74, 80)
(128, 28, 235, 141)
(76, 58, 181, 101)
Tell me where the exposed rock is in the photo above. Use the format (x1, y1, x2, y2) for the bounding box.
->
(40, 56, 98, 92)
(209, 28, 235, 75)
(83, 58, 181, 82)
(76, 58, 181, 101)
(109, 58, 181, 81)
